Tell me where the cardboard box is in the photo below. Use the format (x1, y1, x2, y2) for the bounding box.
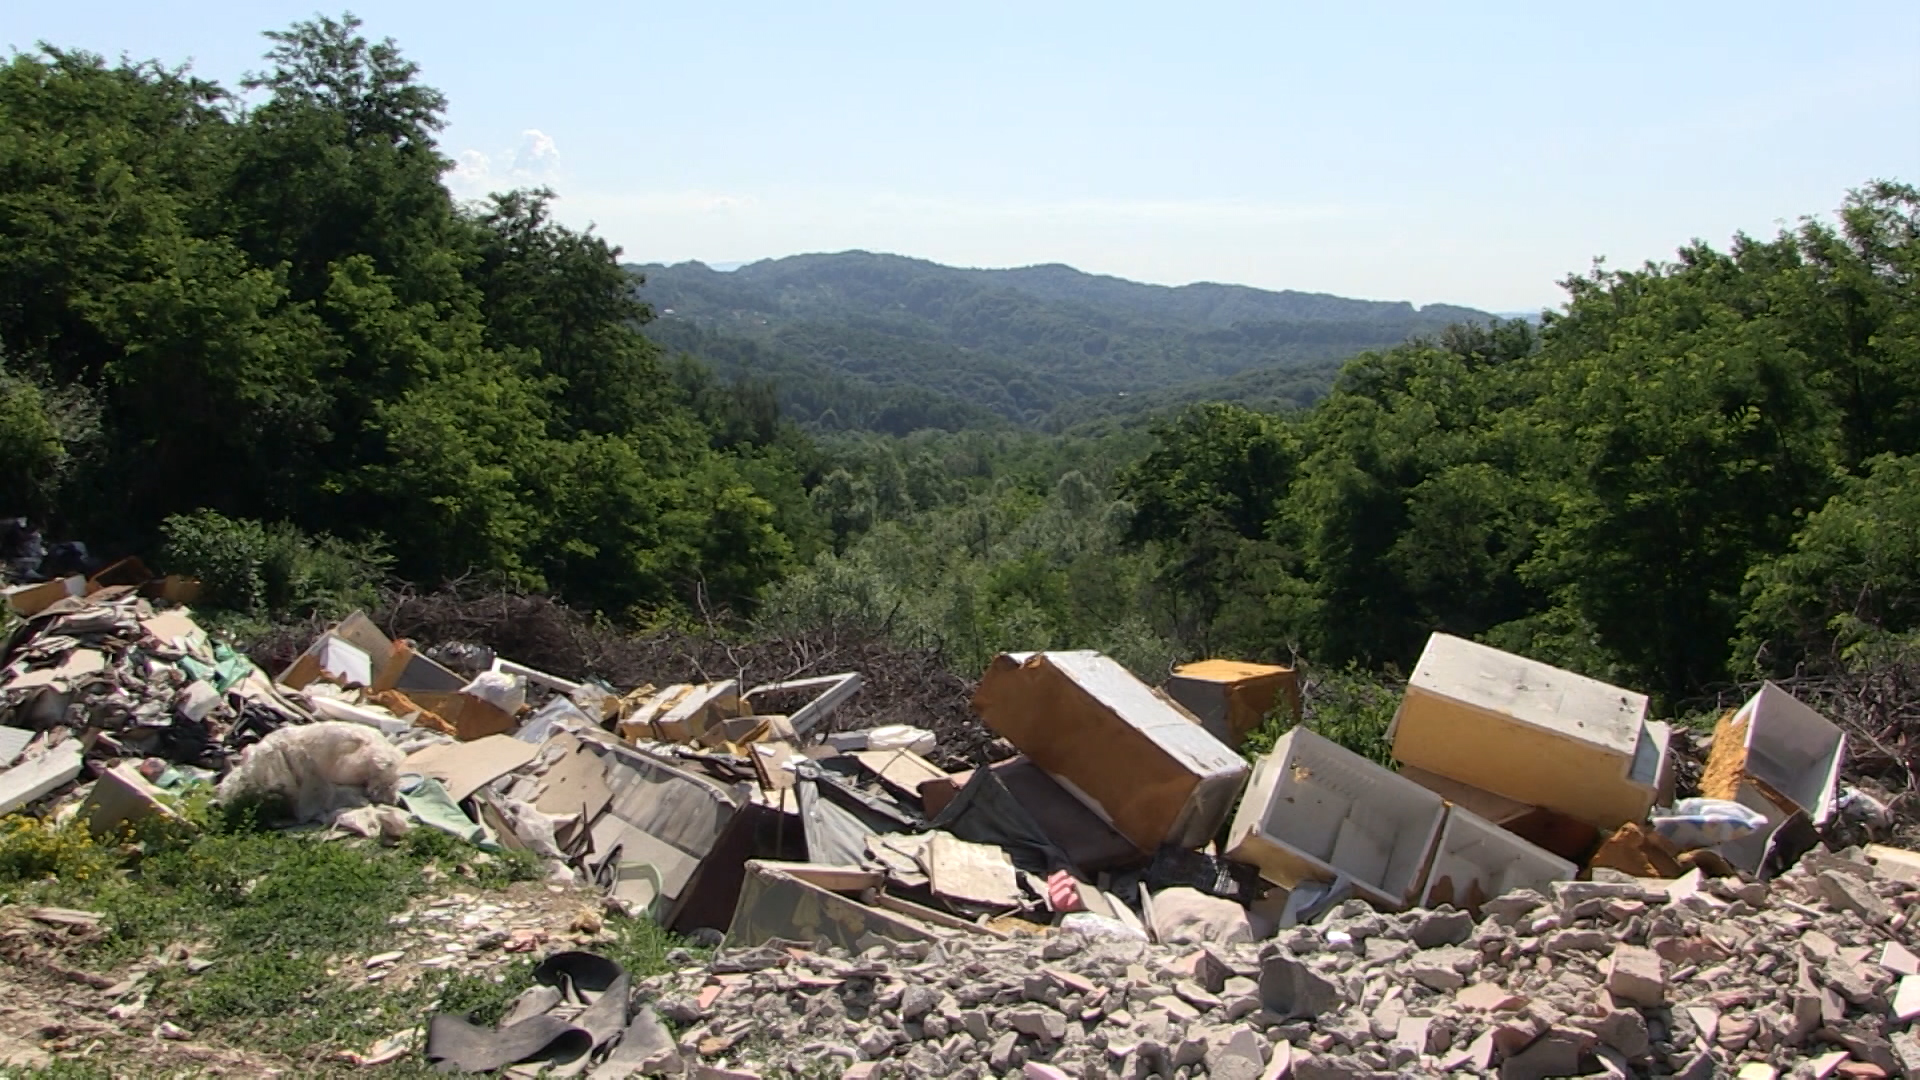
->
(1389, 633, 1666, 831)
(4, 577, 84, 618)
(972, 651, 1249, 852)
(1225, 726, 1446, 910)
(1164, 659, 1300, 748)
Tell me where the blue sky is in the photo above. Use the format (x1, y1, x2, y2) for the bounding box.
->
(9, 2, 1917, 310)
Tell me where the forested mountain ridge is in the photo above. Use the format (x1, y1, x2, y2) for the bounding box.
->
(630, 253, 1492, 433)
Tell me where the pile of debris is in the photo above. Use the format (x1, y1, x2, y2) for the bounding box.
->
(617, 854, 1919, 1079)
(1, 573, 1915, 1076)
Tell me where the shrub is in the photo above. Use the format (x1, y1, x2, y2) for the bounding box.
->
(160, 510, 390, 618)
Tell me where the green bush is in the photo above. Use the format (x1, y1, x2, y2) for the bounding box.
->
(159, 510, 390, 618)
(1242, 662, 1400, 765)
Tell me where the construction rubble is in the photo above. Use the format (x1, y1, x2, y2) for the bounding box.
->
(0, 572, 1915, 1077)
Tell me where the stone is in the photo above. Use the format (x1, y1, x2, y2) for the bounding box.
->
(1290, 1055, 1397, 1079)
(1605, 944, 1666, 1006)
(1895, 973, 1920, 1023)
(1497, 1028, 1589, 1080)
(1392, 1016, 1432, 1060)
(1482, 889, 1547, 923)
(1881, 942, 1920, 978)
(1891, 1031, 1920, 1077)
(1409, 907, 1474, 949)
(1818, 870, 1894, 924)
(900, 984, 939, 1021)
(1259, 952, 1343, 1019)
(1008, 1007, 1067, 1042)
(1202, 1025, 1267, 1080)
(1024, 1064, 1072, 1080)
(856, 1026, 895, 1059)
(1735, 1065, 1777, 1080)
(1590, 1008, 1650, 1058)
(1407, 961, 1464, 991)
(1544, 929, 1613, 954)
(1150, 887, 1255, 945)
(962, 1011, 991, 1041)
(1151, 995, 1201, 1023)
(1455, 982, 1527, 1012)
(1834, 1065, 1889, 1080)
(1827, 959, 1887, 1006)
(1406, 946, 1476, 991)
(1262, 1041, 1294, 1080)
(1715, 1014, 1757, 1053)
(1174, 980, 1223, 1013)
(989, 1031, 1021, 1071)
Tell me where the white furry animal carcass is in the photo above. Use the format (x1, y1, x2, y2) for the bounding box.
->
(216, 721, 405, 822)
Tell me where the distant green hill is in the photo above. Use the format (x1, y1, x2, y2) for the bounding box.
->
(629, 252, 1493, 433)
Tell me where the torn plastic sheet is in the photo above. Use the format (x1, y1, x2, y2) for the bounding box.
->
(1280, 875, 1355, 928)
(799, 779, 898, 867)
(927, 764, 1071, 875)
(794, 758, 924, 831)
(400, 775, 497, 849)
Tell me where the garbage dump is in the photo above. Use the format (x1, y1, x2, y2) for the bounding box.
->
(1, 561, 1917, 1078)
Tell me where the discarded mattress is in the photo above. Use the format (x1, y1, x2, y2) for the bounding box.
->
(1389, 633, 1671, 831)
(973, 651, 1249, 852)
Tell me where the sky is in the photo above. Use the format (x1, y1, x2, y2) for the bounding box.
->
(8, 2, 1918, 311)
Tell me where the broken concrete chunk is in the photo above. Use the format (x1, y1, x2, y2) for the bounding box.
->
(1817, 870, 1894, 924)
(1456, 982, 1527, 1012)
(1409, 907, 1474, 949)
(1258, 951, 1343, 1020)
(1605, 944, 1666, 1007)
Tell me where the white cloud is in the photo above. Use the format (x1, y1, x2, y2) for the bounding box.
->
(511, 129, 560, 176)
(445, 130, 564, 201)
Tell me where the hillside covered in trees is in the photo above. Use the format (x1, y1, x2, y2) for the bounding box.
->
(632, 254, 1488, 433)
(2, 14, 1917, 724)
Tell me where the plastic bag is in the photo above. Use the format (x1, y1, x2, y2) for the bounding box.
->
(460, 670, 526, 714)
(1059, 912, 1149, 942)
(1649, 798, 1769, 851)
(216, 721, 404, 823)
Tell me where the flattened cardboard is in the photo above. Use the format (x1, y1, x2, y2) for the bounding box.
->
(926, 832, 1020, 910)
(404, 735, 539, 802)
(406, 690, 518, 741)
(86, 557, 153, 594)
(851, 748, 949, 803)
(5, 648, 107, 691)
(531, 734, 613, 845)
(140, 610, 205, 651)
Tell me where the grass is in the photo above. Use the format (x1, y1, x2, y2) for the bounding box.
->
(0, 790, 701, 1076)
